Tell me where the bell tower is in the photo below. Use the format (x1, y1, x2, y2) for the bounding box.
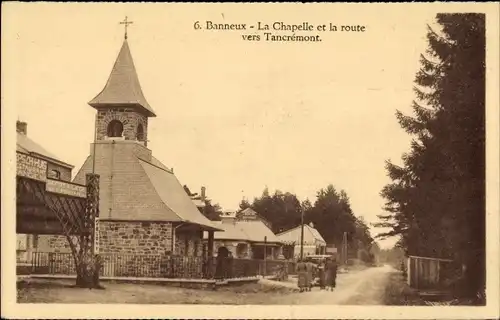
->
(88, 19, 156, 146)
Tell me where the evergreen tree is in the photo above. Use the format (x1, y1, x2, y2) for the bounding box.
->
(238, 199, 251, 210)
(246, 185, 375, 261)
(203, 201, 222, 221)
(250, 189, 302, 233)
(375, 13, 485, 300)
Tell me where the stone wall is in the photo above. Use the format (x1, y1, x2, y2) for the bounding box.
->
(33, 223, 207, 257)
(100, 221, 172, 255)
(32, 221, 172, 256)
(34, 228, 283, 261)
(23, 222, 219, 279)
(95, 108, 149, 145)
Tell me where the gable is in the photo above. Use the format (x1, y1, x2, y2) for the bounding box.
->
(276, 225, 326, 245)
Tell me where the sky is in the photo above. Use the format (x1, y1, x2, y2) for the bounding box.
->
(4, 3, 453, 249)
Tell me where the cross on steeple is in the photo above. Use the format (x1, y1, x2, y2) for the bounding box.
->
(120, 16, 133, 40)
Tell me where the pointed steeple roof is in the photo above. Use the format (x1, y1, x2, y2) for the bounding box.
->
(88, 39, 156, 117)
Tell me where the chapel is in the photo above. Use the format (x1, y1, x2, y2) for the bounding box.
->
(63, 29, 221, 257)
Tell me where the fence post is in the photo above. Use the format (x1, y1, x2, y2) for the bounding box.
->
(48, 252, 54, 274)
(30, 251, 35, 273)
(263, 236, 267, 278)
(437, 260, 441, 285)
(415, 258, 419, 289)
(407, 256, 411, 286)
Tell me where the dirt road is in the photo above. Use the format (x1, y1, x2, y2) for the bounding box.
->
(18, 266, 396, 305)
(261, 265, 395, 305)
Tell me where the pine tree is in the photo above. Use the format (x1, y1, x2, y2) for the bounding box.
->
(375, 13, 485, 300)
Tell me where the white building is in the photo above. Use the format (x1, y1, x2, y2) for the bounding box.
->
(203, 208, 284, 259)
(276, 223, 328, 259)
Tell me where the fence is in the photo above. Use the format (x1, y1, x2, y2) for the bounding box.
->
(26, 252, 296, 280)
(407, 255, 463, 290)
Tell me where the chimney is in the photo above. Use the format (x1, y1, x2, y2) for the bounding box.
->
(201, 186, 206, 201)
(16, 121, 27, 135)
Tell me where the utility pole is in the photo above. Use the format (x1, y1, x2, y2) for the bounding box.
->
(300, 208, 304, 260)
(342, 232, 348, 265)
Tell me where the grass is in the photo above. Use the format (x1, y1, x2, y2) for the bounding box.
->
(17, 278, 297, 304)
(382, 271, 426, 306)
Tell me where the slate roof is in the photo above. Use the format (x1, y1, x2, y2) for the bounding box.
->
(150, 155, 172, 171)
(88, 39, 156, 117)
(17, 132, 73, 168)
(211, 221, 248, 240)
(139, 159, 220, 229)
(72, 151, 221, 231)
(276, 224, 326, 246)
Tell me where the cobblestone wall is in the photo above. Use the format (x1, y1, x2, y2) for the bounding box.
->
(35, 221, 173, 255)
(100, 221, 172, 255)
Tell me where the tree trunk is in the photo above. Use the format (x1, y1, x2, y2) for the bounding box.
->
(75, 254, 102, 289)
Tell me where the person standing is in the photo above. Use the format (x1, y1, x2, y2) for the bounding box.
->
(325, 257, 338, 291)
(317, 259, 326, 290)
(296, 259, 308, 292)
(214, 247, 229, 280)
(305, 258, 315, 291)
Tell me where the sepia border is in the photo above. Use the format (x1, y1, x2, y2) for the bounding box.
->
(1, 2, 499, 319)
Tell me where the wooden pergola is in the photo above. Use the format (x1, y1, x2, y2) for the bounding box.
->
(16, 152, 101, 287)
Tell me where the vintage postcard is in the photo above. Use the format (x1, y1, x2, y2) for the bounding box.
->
(1, 2, 499, 319)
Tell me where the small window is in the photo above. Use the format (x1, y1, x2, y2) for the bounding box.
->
(136, 124, 144, 141)
(48, 169, 61, 180)
(107, 120, 124, 137)
(236, 243, 247, 258)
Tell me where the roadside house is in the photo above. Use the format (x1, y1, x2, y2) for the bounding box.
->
(276, 223, 327, 259)
(204, 208, 284, 259)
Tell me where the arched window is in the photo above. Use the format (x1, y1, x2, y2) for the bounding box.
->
(107, 120, 123, 137)
(48, 169, 61, 180)
(136, 124, 144, 141)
